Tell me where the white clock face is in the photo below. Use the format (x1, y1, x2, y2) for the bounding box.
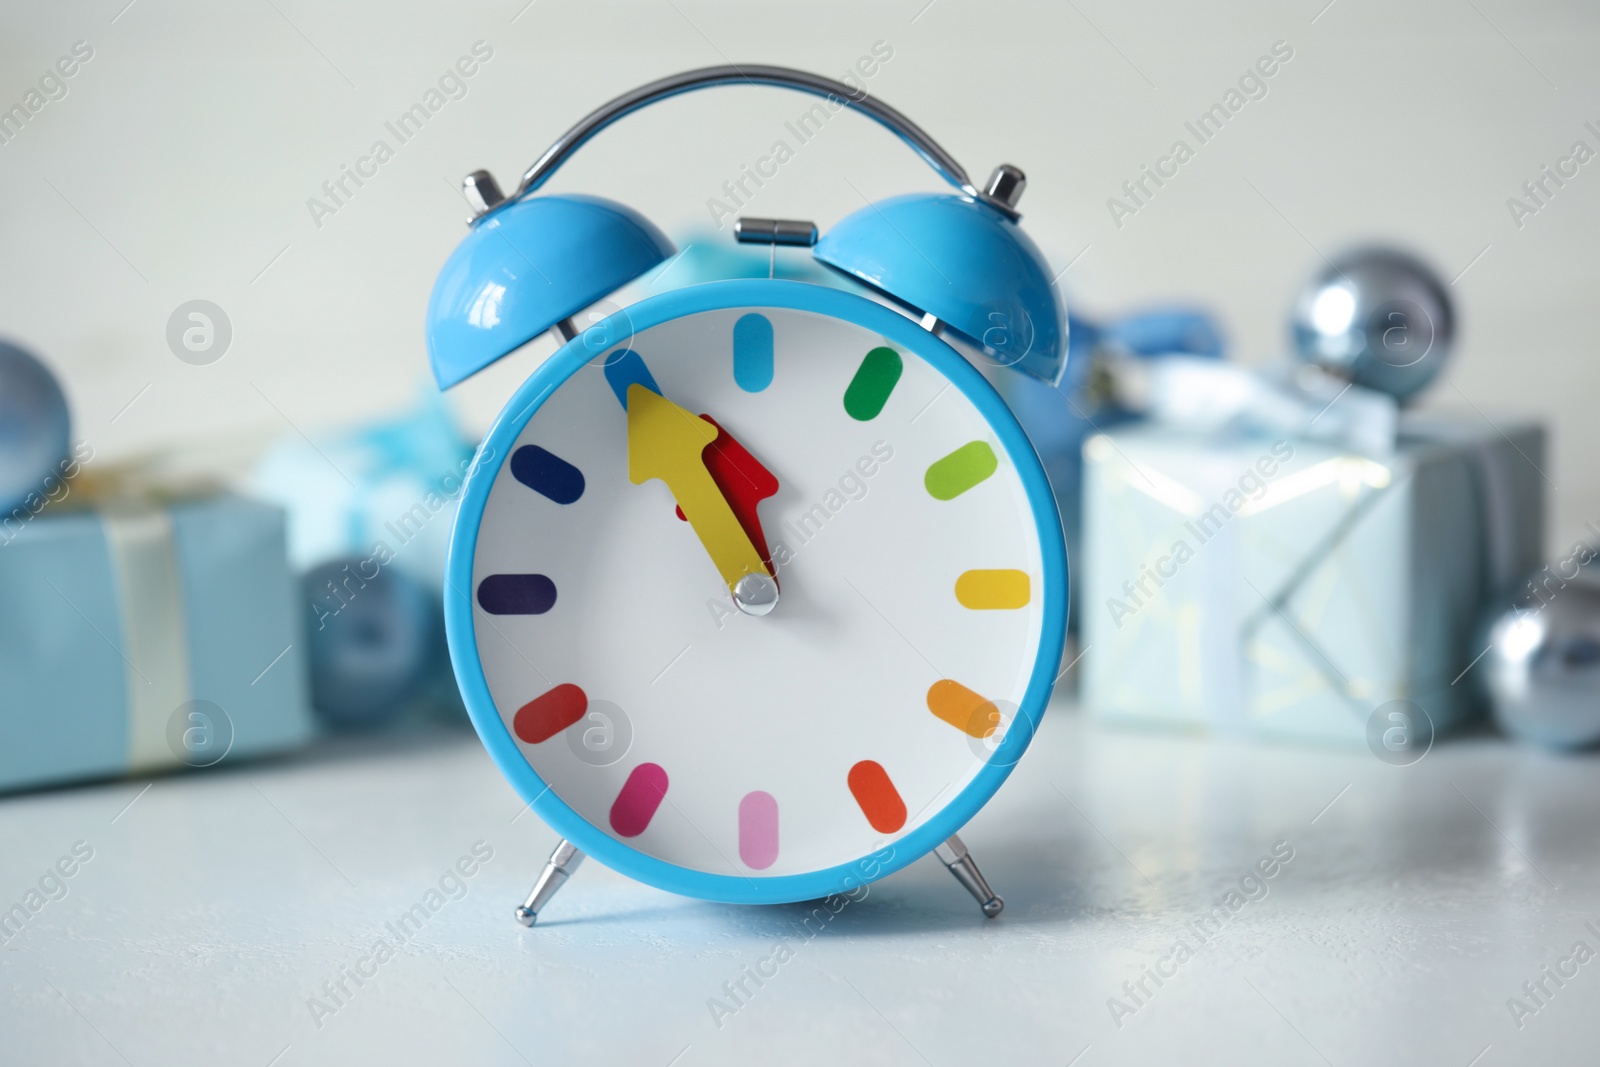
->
(468, 299, 1050, 879)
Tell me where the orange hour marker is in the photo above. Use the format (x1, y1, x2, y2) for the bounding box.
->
(954, 569, 1031, 610)
(847, 760, 907, 833)
(926, 679, 1002, 738)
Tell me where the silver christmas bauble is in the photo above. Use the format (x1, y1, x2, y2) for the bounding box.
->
(0, 340, 72, 515)
(1290, 247, 1454, 403)
(1482, 574, 1600, 749)
(303, 558, 442, 728)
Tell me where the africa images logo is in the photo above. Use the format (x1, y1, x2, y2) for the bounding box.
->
(305, 41, 494, 229)
(0, 40, 94, 148)
(704, 41, 895, 229)
(305, 841, 495, 1029)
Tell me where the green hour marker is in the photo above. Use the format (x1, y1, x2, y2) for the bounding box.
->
(843, 346, 902, 421)
(925, 441, 998, 500)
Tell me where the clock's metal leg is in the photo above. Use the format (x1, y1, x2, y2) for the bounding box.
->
(514, 838, 585, 927)
(935, 833, 1004, 918)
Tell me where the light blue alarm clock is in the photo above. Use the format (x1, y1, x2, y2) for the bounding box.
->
(425, 66, 1069, 924)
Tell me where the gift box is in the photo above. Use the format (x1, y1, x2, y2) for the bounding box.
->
(0, 493, 314, 792)
(250, 397, 474, 725)
(990, 308, 1226, 630)
(251, 394, 475, 592)
(1079, 416, 1545, 743)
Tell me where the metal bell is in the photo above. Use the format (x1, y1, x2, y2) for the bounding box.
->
(814, 187, 1067, 386)
(426, 193, 674, 389)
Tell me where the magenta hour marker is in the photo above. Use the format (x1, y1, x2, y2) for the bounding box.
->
(738, 791, 779, 870)
(609, 763, 669, 837)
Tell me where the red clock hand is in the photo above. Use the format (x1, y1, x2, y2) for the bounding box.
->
(674, 415, 779, 570)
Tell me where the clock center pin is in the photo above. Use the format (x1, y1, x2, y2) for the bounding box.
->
(732, 572, 780, 616)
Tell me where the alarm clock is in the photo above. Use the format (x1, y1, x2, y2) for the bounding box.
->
(426, 66, 1069, 924)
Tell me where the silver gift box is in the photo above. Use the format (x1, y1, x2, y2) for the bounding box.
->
(1080, 416, 1545, 744)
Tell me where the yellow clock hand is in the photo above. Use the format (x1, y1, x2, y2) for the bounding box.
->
(626, 383, 777, 614)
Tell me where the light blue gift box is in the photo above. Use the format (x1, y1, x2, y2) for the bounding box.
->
(1079, 416, 1545, 744)
(0, 493, 314, 792)
(251, 395, 474, 592)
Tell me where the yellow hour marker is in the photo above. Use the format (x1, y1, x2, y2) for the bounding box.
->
(955, 569, 1031, 609)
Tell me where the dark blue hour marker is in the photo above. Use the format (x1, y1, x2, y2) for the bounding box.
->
(603, 348, 659, 409)
(511, 445, 585, 504)
(477, 574, 558, 615)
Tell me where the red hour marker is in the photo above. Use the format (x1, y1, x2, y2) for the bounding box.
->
(513, 684, 587, 744)
(847, 760, 907, 834)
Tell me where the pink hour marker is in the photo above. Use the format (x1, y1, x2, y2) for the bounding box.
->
(738, 791, 779, 870)
(609, 763, 669, 837)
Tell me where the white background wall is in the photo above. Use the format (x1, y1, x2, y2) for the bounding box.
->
(2, 0, 1597, 552)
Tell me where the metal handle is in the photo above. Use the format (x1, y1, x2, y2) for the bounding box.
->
(498, 64, 1010, 215)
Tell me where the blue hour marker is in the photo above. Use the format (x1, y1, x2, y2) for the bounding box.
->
(733, 313, 773, 392)
(603, 348, 659, 409)
(477, 574, 558, 615)
(511, 445, 585, 504)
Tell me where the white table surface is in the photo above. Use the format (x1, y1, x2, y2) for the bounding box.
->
(3, 696, 1597, 1067)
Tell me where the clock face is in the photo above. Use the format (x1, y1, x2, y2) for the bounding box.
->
(450, 280, 1066, 902)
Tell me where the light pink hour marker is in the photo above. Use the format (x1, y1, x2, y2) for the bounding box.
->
(609, 763, 669, 837)
(738, 791, 779, 870)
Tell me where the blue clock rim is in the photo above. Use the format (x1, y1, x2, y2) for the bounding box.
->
(444, 278, 1070, 905)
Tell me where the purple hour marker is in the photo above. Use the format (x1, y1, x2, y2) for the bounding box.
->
(477, 574, 557, 615)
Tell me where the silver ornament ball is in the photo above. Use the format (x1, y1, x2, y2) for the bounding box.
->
(1290, 247, 1454, 403)
(1481, 574, 1600, 749)
(303, 558, 442, 729)
(0, 339, 72, 515)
